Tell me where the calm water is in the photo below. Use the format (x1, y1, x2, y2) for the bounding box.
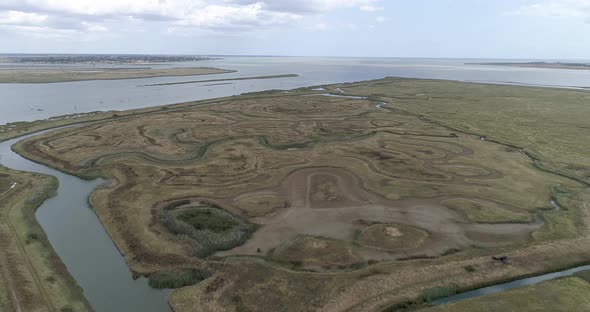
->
(2, 57, 590, 124)
(1, 57, 590, 311)
(0, 130, 170, 312)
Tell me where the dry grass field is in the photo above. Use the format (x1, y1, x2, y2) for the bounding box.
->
(10, 77, 590, 311)
(0, 166, 91, 312)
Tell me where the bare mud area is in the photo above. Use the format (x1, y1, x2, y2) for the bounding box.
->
(217, 167, 540, 260)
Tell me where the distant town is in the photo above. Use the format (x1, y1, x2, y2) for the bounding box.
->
(0, 54, 215, 65)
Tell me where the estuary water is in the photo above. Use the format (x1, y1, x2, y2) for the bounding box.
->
(1, 56, 590, 311)
(2, 56, 590, 124)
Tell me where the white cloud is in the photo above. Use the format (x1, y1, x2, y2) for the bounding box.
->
(0, 24, 75, 39)
(231, 0, 383, 13)
(360, 4, 383, 12)
(0, 10, 48, 25)
(0, 0, 385, 38)
(510, 0, 590, 20)
(313, 22, 329, 30)
(0, 9, 108, 37)
(375, 16, 389, 23)
(173, 3, 302, 31)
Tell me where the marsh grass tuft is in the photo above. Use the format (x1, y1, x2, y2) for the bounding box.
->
(148, 268, 211, 289)
(574, 270, 590, 282)
(421, 286, 457, 303)
(177, 209, 237, 233)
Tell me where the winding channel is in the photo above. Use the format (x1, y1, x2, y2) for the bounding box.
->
(0, 128, 170, 312)
(0, 100, 588, 311)
(432, 264, 590, 305)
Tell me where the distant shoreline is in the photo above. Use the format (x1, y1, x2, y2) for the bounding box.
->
(0, 67, 235, 84)
(0, 54, 216, 65)
(467, 62, 590, 71)
(141, 74, 299, 87)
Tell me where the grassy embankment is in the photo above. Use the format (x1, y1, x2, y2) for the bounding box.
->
(0, 166, 91, 312)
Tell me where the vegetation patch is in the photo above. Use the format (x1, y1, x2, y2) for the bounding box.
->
(270, 236, 364, 271)
(441, 198, 531, 224)
(148, 268, 211, 289)
(160, 200, 257, 257)
(358, 223, 428, 251)
(235, 194, 289, 217)
(575, 270, 590, 282)
(420, 286, 457, 303)
(177, 209, 238, 233)
(532, 193, 582, 241)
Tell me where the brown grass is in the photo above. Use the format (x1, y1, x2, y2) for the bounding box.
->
(358, 223, 429, 251)
(9, 77, 590, 311)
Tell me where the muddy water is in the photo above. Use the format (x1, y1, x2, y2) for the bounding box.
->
(0, 130, 170, 312)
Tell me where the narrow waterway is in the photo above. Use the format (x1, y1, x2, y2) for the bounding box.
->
(0, 129, 170, 312)
(433, 264, 590, 305)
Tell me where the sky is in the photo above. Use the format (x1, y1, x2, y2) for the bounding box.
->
(0, 0, 589, 59)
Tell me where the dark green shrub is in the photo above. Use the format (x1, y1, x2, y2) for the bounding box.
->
(575, 270, 590, 282)
(421, 286, 456, 303)
(163, 199, 191, 210)
(160, 203, 257, 257)
(148, 268, 211, 289)
(463, 265, 476, 273)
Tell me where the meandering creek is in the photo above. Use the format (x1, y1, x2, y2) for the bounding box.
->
(0, 130, 170, 312)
